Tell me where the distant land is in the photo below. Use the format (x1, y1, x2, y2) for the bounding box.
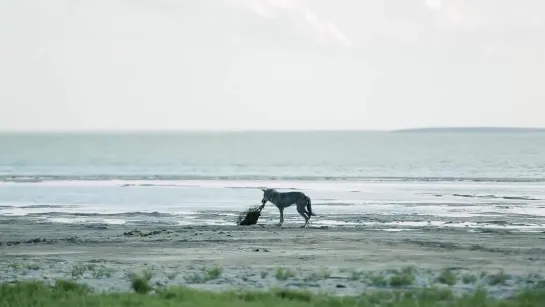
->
(391, 127, 545, 133)
(1, 127, 545, 134)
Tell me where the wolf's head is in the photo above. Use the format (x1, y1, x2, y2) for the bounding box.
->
(260, 188, 276, 205)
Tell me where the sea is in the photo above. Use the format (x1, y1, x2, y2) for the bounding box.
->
(1, 132, 544, 231)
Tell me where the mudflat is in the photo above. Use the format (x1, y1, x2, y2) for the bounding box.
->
(1, 218, 544, 298)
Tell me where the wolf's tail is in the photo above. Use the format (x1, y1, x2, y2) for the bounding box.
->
(305, 196, 316, 216)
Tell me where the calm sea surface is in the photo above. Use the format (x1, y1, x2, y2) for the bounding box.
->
(1, 132, 544, 230)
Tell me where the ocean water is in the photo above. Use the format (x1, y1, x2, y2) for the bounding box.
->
(1, 132, 544, 231)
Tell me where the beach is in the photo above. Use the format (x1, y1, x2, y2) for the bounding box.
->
(2, 216, 544, 298)
(1, 132, 545, 299)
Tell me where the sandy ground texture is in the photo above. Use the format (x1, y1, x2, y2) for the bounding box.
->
(1, 217, 545, 298)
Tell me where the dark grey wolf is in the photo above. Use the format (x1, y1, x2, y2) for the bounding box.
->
(260, 188, 316, 227)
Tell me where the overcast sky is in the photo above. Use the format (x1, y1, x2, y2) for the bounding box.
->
(1, 0, 544, 131)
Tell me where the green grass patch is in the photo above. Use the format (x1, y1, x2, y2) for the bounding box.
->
(348, 270, 369, 281)
(70, 264, 87, 279)
(369, 274, 389, 287)
(488, 270, 509, 286)
(1, 280, 545, 307)
(303, 268, 331, 282)
(7, 263, 21, 270)
(128, 269, 154, 294)
(183, 265, 224, 284)
(275, 267, 296, 281)
(462, 274, 477, 284)
(7, 262, 40, 271)
(389, 267, 416, 287)
(166, 272, 178, 280)
(436, 269, 457, 286)
(53, 280, 92, 294)
(92, 266, 114, 279)
(204, 265, 223, 280)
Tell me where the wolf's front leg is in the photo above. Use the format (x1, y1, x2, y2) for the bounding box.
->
(276, 208, 284, 226)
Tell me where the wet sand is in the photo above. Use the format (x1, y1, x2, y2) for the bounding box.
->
(1, 216, 545, 297)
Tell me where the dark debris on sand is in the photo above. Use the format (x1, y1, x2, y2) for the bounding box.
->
(237, 204, 265, 226)
(123, 229, 171, 237)
(1, 238, 48, 246)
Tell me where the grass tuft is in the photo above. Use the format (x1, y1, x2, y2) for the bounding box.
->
(204, 265, 223, 280)
(183, 265, 224, 284)
(25, 263, 41, 270)
(304, 268, 331, 282)
(462, 273, 477, 284)
(128, 270, 154, 294)
(389, 267, 416, 287)
(436, 268, 457, 286)
(92, 266, 114, 279)
(488, 270, 509, 286)
(369, 274, 388, 287)
(71, 264, 87, 279)
(275, 267, 296, 281)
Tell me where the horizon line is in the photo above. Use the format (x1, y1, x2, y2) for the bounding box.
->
(1, 126, 545, 134)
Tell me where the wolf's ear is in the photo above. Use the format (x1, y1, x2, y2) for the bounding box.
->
(261, 188, 267, 192)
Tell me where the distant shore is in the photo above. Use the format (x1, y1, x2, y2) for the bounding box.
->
(391, 127, 545, 133)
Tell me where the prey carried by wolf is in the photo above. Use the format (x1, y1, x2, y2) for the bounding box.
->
(260, 188, 316, 227)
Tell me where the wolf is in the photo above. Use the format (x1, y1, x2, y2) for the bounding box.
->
(260, 188, 316, 227)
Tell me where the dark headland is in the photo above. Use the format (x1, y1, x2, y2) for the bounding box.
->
(391, 127, 545, 133)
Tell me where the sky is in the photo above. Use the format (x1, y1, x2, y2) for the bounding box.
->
(1, 0, 544, 131)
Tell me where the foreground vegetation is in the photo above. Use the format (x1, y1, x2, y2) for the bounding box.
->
(1, 280, 545, 307)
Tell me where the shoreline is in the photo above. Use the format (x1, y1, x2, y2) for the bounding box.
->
(2, 207, 544, 233)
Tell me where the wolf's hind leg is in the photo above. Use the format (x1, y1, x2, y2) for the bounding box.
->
(296, 204, 310, 228)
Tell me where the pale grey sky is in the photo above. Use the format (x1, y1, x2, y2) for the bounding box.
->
(1, 0, 544, 131)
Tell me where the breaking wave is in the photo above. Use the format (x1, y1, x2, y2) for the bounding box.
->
(447, 194, 541, 201)
(1, 174, 545, 183)
(21, 211, 174, 218)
